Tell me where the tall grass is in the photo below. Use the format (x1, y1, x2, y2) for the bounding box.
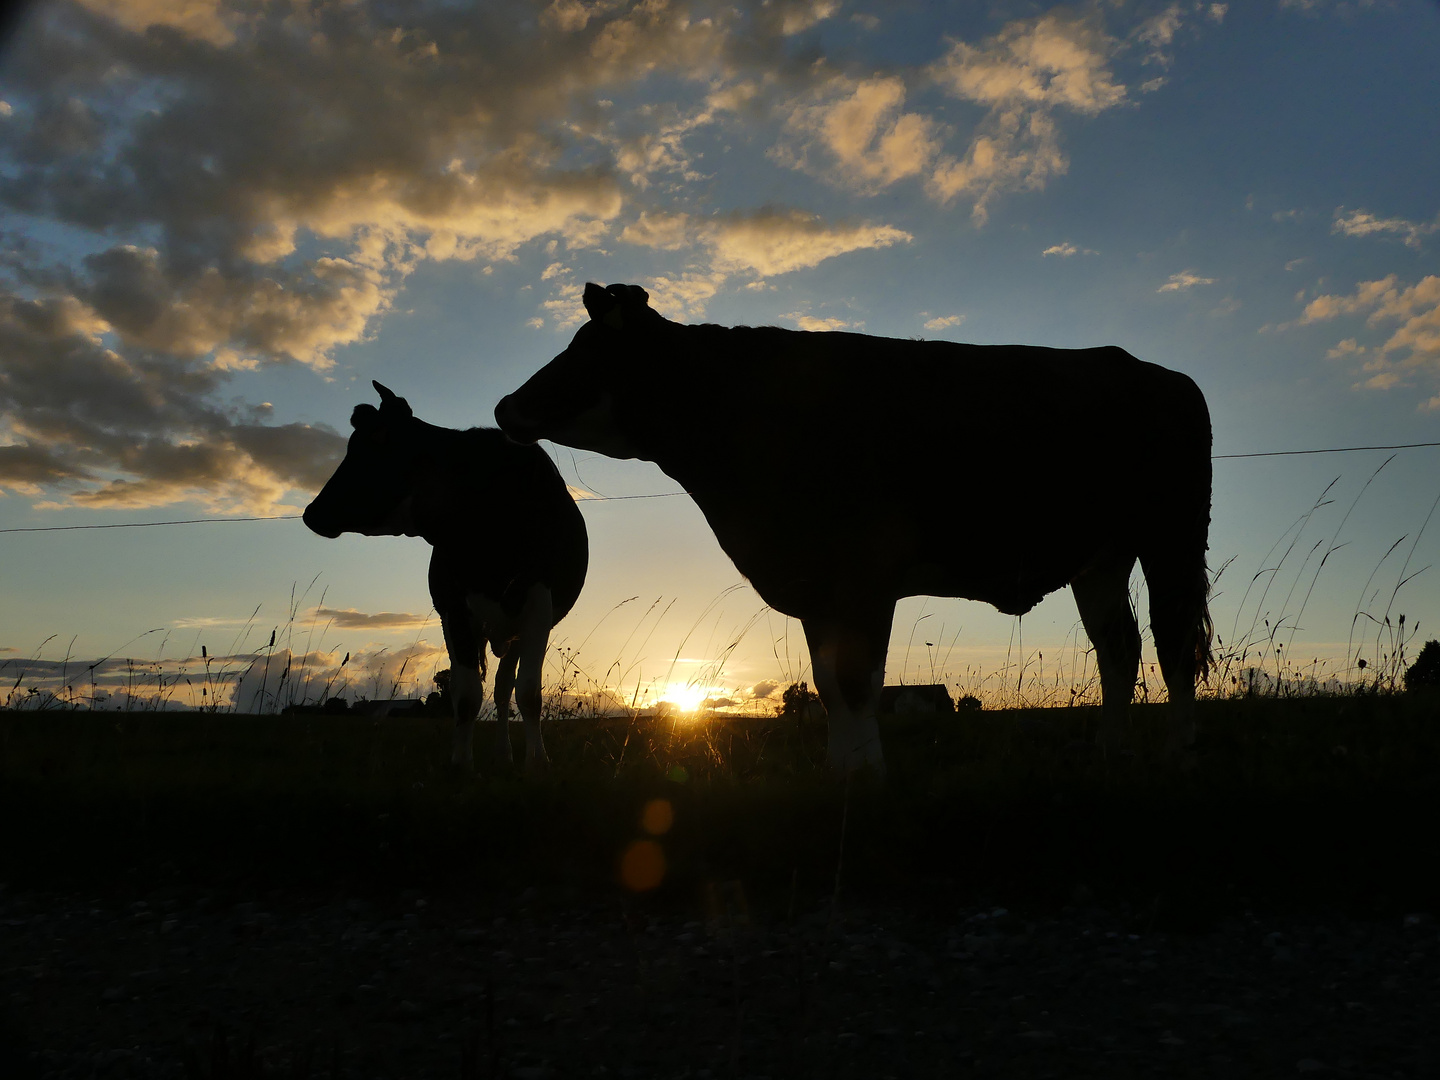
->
(4, 464, 1437, 718)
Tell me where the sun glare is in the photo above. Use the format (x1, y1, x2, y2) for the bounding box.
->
(660, 682, 710, 713)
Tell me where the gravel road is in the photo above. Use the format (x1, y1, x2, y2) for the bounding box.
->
(2, 882, 1436, 1079)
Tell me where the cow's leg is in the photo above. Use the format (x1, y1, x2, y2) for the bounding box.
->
(436, 619, 484, 773)
(1141, 547, 1211, 757)
(803, 607, 893, 778)
(433, 552, 485, 773)
(1071, 555, 1140, 752)
(492, 646, 519, 770)
(449, 663, 484, 771)
(514, 583, 554, 776)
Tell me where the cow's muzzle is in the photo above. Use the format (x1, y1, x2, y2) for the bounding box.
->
(494, 394, 540, 444)
(302, 502, 342, 539)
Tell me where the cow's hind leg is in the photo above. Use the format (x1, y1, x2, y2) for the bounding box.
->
(1072, 555, 1140, 753)
(1141, 546, 1212, 757)
(803, 607, 893, 779)
(514, 583, 554, 776)
(492, 647, 519, 771)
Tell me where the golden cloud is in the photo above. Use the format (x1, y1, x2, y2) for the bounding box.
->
(1296, 275, 1440, 400)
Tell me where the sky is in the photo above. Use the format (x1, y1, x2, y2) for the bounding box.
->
(1, 0, 1438, 714)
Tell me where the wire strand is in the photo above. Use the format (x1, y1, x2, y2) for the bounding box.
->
(4, 439, 1439, 533)
(0, 515, 302, 534)
(1213, 441, 1440, 460)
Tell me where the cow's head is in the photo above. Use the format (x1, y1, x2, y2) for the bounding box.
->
(495, 282, 660, 458)
(303, 381, 423, 539)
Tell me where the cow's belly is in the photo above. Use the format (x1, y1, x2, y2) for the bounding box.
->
(727, 523, 1106, 620)
(900, 562, 1073, 617)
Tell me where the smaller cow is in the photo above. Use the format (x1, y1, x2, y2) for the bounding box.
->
(303, 382, 588, 774)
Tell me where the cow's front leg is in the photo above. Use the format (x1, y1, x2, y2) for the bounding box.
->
(515, 583, 555, 776)
(449, 664, 483, 772)
(803, 607, 893, 780)
(492, 648, 518, 771)
(434, 577, 486, 774)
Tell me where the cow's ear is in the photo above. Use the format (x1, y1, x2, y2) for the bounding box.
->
(582, 282, 615, 323)
(351, 403, 380, 430)
(373, 380, 413, 419)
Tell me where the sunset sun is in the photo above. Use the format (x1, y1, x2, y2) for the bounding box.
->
(661, 683, 710, 714)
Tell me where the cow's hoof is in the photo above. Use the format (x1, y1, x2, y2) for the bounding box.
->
(524, 755, 552, 779)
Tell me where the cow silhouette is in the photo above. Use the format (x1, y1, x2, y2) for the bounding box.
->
(304, 382, 588, 773)
(496, 283, 1211, 776)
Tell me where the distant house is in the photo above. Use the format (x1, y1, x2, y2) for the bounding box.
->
(878, 684, 954, 715)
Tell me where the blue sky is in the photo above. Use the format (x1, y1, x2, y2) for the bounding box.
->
(1, 0, 1438, 711)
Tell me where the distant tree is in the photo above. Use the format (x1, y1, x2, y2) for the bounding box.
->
(956, 694, 983, 713)
(779, 681, 823, 721)
(423, 668, 452, 716)
(1404, 641, 1440, 693)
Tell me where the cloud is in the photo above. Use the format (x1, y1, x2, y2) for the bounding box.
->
(609, 207, 910, 319)
(923, 314, 966, 331)
(1042, 241, 1097, 257)
(1295, 275, 1440, 400)
(0, 2, 1212, 511)
(933, 12, 1127, 114)
(704, 209, 911, 277)
(926, 9, 1135, 223)
(313, 607, 435, 631)
(783, 312, 854, 332)
(769, 1, 1186, 224)
(0, 1, 699, 511)
(1158, 270, 1216, 292)
(1333, 207, 1439, 249)
(1297, 276, 1400, 324)
(0, 293, 345, 511)
(749, 679, 778, 699)
(774, 76, 942, 194)
(75, 0, 236, 46)
(619, 211, 693, 251)
(642, 272, 728, 322)
(622, 208, 911, 277)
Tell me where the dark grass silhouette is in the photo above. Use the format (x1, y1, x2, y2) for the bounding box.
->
(497, 283, 1212, 776)
(4, 696, 1438, 918)
(304, 382, 587, 775)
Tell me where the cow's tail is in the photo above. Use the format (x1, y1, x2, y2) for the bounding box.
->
(1195, 560, 1215, 683)
(1182, 388, 1214, 686)
(1144, 371, 1214, 689)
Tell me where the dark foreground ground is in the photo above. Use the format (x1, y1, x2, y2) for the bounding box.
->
(2, 698, 1438, 1077)
(2, 881, 1436, 1079)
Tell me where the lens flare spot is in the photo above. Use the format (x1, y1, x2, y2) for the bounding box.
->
(641, 798, 674, 835)
(620, 839, 666, 892)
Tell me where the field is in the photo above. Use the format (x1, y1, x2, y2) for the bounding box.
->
(2, 698, 1439, 1078)
(3, 696, 1439, 907)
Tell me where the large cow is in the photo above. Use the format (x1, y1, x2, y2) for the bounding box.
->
(304, 382, 588, 774)
(495, 283, 1212, 776)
